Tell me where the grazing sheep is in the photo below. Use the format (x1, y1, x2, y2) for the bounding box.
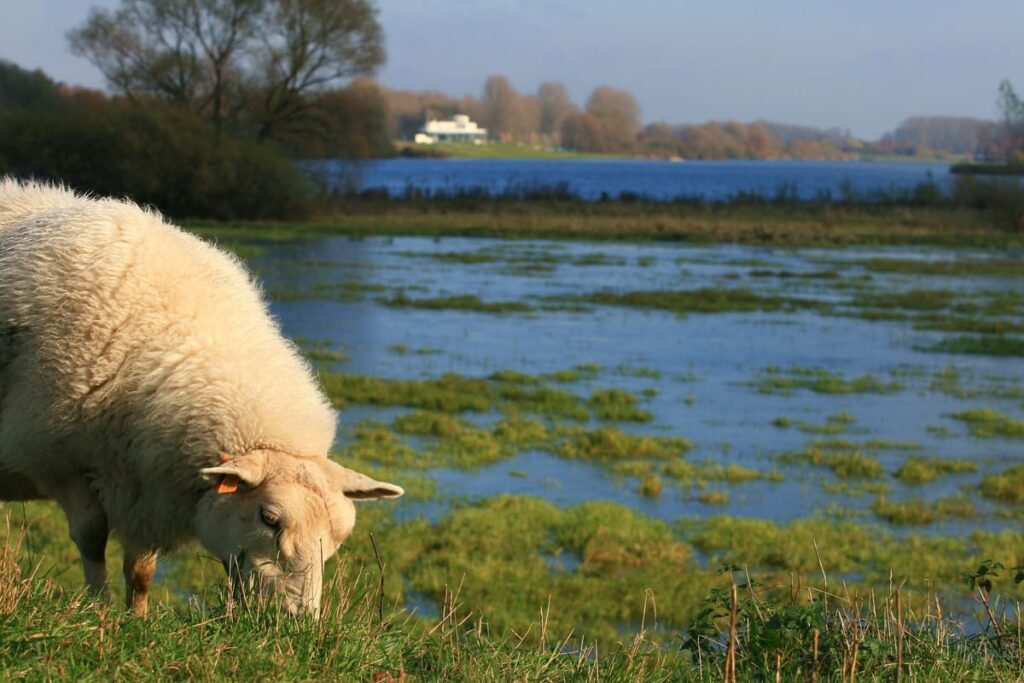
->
(0, 179, 402, 616)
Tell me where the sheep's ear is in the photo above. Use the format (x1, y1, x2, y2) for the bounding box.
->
(323, 461, 404, 501)
(200, 454, 267, 494)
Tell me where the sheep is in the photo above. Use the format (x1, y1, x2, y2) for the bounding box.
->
(0, 179, 402, 616)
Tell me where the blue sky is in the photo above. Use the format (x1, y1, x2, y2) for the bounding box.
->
(3, 0, 1021, 139)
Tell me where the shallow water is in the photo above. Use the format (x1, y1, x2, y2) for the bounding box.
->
(248, 236, 1024, 534)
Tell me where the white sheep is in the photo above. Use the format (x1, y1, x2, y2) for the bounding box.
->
(0, 179, 402, 616)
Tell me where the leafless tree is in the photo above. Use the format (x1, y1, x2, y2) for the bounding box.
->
(68, 0, 384, 139)
(585, 85, 640, 149)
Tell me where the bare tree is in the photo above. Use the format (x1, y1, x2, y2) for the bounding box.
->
(481, 75, 523, 142)
(537, 81, 576, 145)
(997, 79, 1024, 160)
(68, 0, 384, 138)
(585, 85, 640, 149)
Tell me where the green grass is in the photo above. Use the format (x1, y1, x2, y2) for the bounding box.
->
(870, 496, 977, 525)
(380, 292, 533, 314)
(779, 443, 884, 479)
(184, 199, 1019, 248)
(572, 288, 816, 315)
(894, 455, 978, 484)
(319, 370, 664, 427)
(10, 498, 1024, 680)
(754, 366, 902, 395)
(396, 141, 610, 160)
(587, 388, 653, 422)
(773, 411, 857, 435)
(858, 257, 1024, 277)
(951, 408, 1024, 439)
(980, 465, 1024, 504)
(924, 335, 1024, 357)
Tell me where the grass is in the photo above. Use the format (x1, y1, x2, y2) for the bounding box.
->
(924, 335, 1024, 357)
(951, 408, 1024, 439)
(774, 411, 857, 435)
(320, 369, 664, 426)
(870, 496, 977, 525)
(380, 292, 533, 314)
(11, 497, 1024, 680)
(779, 443, 884, 479)
(587, 388, 653, 422)
(395, 141, 610, 160)
(980, 465, 1024, 504)
(858, 257, 1024, 277)
(184, 199, 1019, 248)
(572, 288, 816, 315)
(894, 455, 978, 484)
(754, 365, 902, 395)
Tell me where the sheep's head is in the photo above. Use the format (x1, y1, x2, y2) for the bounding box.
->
(194, 450, 402, 616)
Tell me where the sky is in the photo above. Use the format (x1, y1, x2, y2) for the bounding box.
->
(3, 0, 1022, 139)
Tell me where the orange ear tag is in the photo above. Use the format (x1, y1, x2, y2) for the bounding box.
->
(216, 474, 240, 494)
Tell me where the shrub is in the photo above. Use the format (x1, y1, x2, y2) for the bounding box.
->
(0, 103, 314, 220)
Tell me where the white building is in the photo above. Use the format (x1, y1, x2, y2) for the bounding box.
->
(414, 114, 487, 145)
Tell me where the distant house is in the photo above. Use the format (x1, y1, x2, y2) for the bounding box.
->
(414, 114, 487, 145)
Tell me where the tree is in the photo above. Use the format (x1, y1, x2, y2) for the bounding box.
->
(67, 0, 384, 139)
(537, 81, 576, 145)
(585, 86, 640, 150)
(997, 79, 1024, 160)
(480, 75, 523, 142)
(561, 112, 605, 152)
(0, 60, 66, 112)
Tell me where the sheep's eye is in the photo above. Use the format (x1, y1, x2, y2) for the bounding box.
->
(260, 507, 281, 529)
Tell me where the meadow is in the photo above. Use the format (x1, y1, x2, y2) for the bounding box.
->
(3, 212, 1024, 680)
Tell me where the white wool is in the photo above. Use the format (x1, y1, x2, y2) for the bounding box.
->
(0, 179, 337, 550)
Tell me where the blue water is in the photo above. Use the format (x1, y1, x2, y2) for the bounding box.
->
(312, 158, 952, 201)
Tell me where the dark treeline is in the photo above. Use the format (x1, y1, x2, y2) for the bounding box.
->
(0, 0, 394, 220)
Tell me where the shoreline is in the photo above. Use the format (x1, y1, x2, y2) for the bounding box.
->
(186, 199, 1018, 248)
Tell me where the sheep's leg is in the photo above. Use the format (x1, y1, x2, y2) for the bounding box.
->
(56, 483, 109, 595)
(123, 545, 158, 617)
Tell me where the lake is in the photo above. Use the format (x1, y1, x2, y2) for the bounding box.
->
(313, 158, 953, 201)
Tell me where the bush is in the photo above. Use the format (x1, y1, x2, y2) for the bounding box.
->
(953, 173, 1024, 231)
(0, 103, 315, 220)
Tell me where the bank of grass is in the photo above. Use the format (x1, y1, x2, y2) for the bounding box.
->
(395, 140, 610, 160)
(183, 198, 1019, 248)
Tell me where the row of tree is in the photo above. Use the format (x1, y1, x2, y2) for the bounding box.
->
(384, 74, 1022, 160)
(386, 78, 640, 152)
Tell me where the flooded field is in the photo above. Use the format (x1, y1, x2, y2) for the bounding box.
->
(247, 236, 1024, 535)
(8, 232, 1024, 643)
